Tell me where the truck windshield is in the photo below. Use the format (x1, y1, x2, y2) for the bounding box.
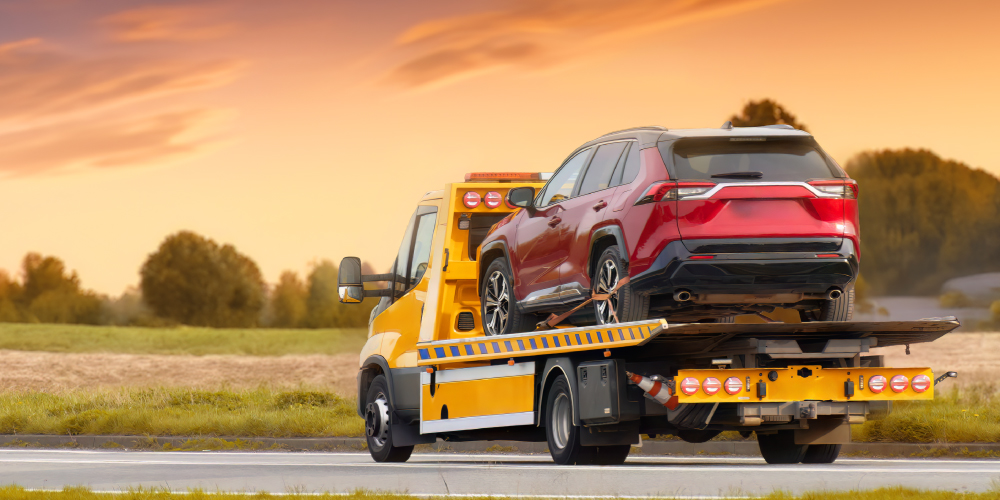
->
(667, 138, 842, 182)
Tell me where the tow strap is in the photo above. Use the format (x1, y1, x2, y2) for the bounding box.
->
(537, 275, 631, 330)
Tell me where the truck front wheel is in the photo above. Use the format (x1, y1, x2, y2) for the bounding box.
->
(365, 375, 413, 463)
(756, 430, 808, 464)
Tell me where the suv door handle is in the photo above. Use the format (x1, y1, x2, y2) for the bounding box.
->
(592, 201, 608, 211)
(548, 216, 562, 228)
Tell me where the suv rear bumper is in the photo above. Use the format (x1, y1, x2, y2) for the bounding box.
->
(630, 238, 858, 299)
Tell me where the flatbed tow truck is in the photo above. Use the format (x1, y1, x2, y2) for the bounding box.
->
(337, 173, 959, 465)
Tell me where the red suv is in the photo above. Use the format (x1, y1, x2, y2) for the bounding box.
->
(478, 124, 859, 335)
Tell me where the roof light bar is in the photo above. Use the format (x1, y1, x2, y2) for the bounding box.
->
(464, 172, 543, 182)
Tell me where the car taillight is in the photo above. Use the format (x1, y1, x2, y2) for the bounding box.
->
(809, 180, 858, 199)
(890, 375, 909, 393)
(702, 377, 721, 395)
(679, 377, 700, 395)
(869, 375, 886, 394)
(483, 191, 503, 209)
(634, 181, 715, 205)
(912, 374, 931, 393)
(462, 191, 481, 208)
(724, 377, 743, 395)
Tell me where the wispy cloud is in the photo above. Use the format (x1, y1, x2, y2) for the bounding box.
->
(0, 38, 242, 124)
(386, 0, 790, 88)
(100, 4, 236, 42)
(0, 109, 231, 177)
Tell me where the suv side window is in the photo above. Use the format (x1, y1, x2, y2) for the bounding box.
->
(578, 141, 628, 196)
(619, 141, 642, 185)
(537, 148, 591, 206)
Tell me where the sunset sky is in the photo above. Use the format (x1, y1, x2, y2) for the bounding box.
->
(2, 0, 998, 295)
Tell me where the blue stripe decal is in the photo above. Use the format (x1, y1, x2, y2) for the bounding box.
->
(450, 346, 461, 357)
(608, 330, 615, 342)
(530, 338, 538, 349)
(596, 331, 604, 343)
(541, 337, 548, 348)
(434, 347, 446, 358)
(517, 339, 525, 351)
(505, 340, 513, 352)
(576, 333, 582, 345)
(478, 343, 488, 354)
(464, 344, 475, 356)
(629, 328, 635, 340)
(419, 348, 430, 360)
(554, 336, 561, 347)
(565, 334, 571, 346)
(492, 342, 501, 353)
(585, 332, 593, 344)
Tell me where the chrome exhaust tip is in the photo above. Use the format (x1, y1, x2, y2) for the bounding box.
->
(673, 290, 692, 302)
(827, 288, 843, 300)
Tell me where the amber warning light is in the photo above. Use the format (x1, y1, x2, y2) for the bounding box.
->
(464, 172, 548, 182)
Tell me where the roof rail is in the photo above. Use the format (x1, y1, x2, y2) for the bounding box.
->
(597, 126, 668, 138)
(760, 124, 796, 130)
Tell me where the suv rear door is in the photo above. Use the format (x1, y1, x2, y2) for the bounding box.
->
(664, 137, 852, 251)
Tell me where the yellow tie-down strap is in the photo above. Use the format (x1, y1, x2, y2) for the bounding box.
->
(675, 366, 935, 403)
(417, 319, 668, 366)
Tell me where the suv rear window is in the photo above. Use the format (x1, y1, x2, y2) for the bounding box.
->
(665, 138, 842, 182)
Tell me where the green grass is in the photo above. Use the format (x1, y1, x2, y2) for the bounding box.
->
(0, 387, 363, 438)
(0, 487, 997, 500)
(853, 385, 1000, 443)
(0, 323, 368, 356)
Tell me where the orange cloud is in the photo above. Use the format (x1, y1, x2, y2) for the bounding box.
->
(100, 4, 236, 42)
(0, 38, 242, 123)
(0, 109, 230, 177)
(387, 0, 791, 88)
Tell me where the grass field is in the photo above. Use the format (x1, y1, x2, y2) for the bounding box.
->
(0, 387, 363, 438)
(0, 487, 997, 500)
(0, 324, 368, 356)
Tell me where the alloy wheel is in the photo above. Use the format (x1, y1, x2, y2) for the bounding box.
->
(594, 259, 620, 324)
(484, 270, 509, 335)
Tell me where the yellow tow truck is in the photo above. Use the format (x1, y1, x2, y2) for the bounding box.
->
(337, 172, 959, 465)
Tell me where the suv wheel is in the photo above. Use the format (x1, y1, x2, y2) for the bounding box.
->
(365, 375, 413, 462)
(482, 258, 533, 335)
(801, 287, 855, 322)
(593, 246, 649, 325)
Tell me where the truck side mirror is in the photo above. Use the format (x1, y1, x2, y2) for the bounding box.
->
(338, 257, 364, 304)
(506, 187, 535, 208)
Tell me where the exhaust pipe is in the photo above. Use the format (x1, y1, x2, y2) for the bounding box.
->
(827, 288, 843, 300)
(673, 290, 692, 302)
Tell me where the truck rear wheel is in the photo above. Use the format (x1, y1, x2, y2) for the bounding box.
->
(802, 444, 842, 464)
(593, 246, 648, 325)
(756, 430, 808, 464)
(482, 258, 533, 335)
(365, 375, 413, 463)
(545, 375, 595, 465)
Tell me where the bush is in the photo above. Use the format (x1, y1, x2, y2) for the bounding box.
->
(0, 254, 105, 325)
(940, 291, 972, 308)
(140, 231, 266, 327)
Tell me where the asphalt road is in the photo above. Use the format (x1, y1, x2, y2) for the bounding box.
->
(1, 450, 998, 498)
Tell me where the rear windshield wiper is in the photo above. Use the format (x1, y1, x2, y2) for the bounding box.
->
(710, 171, 764, 179)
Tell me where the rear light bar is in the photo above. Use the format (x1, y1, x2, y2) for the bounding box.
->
(724, 377, 744, 395)
(483, 191, 503, 209)
(635, 181, 716, 205)
(808, 179, 859, 199)
(702, 377, 722, 395)
(464, 172, 544, 182)
(462, 191, 481, 208)
(679, 377, 700, 395)
(868, 375, 887, 394)
(912, 374, 931, 393)
(890, 375, 910, 393)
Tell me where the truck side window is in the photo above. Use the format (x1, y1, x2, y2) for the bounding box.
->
(407, 212, 438, 290)
(390, 211, 418, 300)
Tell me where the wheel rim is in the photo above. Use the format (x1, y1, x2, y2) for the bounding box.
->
(551, 393, 572, 450)
(484, 270, 509, 336)
(594, 259, 620, 325)
(365, 393, 390, 448)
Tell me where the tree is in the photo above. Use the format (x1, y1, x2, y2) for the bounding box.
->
(847, 149, 1000, 295)
(140, 231, 266, 327)
(729, 99, 808, 131)
(270, 271, 308, 328)
(0, 253, 104, 324)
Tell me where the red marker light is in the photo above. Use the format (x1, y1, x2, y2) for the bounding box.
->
(463, 192, 481, 208)
(868, 375, 886, 394)
(890, 375, 909, 393)
(702, 377, 722, 395)
(724, 377, 743, 395)
(912, 374, 931, 393)
(690, 255, 715, 260)
(679, 377, 700, 396)
(484, 191, 503, 209)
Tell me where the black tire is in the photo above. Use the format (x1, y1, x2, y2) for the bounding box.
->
(590, 445, 631, 465)
(545, 375, 594, 465)
(756, 430, 808, 464)
(481, 258, 533, 335)
(364, 375, 413, 463)
(819, 288, 855, 321)
(677, 429, 722, 443)
(592, 246, 649, 325)
(802, 444, 842, 464)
